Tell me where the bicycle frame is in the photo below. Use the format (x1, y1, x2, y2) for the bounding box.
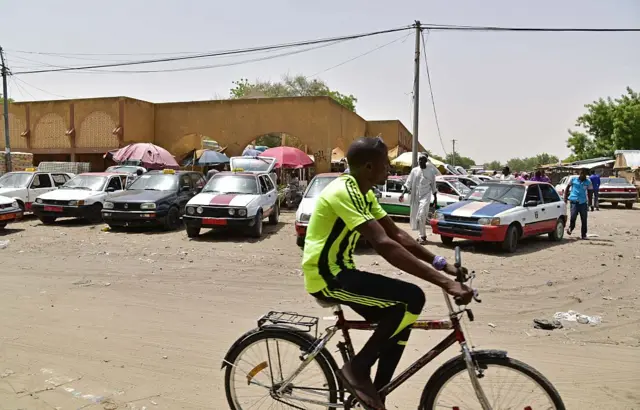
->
(274, 289, 492, 409)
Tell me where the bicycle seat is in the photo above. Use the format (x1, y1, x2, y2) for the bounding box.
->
(315, 298, 339, 309)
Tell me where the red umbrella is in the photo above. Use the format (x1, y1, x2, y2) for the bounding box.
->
(259, 146, 314, 169)
(111, 143, 179, 170)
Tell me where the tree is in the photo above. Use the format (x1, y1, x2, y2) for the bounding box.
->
(567, 87, 640, 160)
(0, 94, 14, 103)
(494, 153, 560, 172)
(230, 75, 358, 112)
(445, 152, 476, 169)
(484, 160, 502, 171)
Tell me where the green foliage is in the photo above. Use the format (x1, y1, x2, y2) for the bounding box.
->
(567, 87, 640, 160)
(446, 152, 476, 169)
(502, 153, 560, 172)
(0, 94, 13, 103)
(229, 75, 358, 112)
(254, 133, 305, 149)
(484, 160, 502, 171)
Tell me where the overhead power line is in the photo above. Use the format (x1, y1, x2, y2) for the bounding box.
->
(10, 25, 414, 75)
(420, 29, 448, 157)
(419, 23, 640, 32)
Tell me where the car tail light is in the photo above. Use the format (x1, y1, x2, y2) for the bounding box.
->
(600, 188, 609, 192)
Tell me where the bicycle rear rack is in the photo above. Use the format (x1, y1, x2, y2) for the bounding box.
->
(258, 311, 320, 338)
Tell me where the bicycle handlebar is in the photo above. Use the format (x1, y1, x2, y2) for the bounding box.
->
(453, 246, 482, 304)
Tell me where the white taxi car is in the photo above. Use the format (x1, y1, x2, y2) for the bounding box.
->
(375, 175, 462, 218)
(31, 172, 128, 224)
(0, 195, 23, 229)
(0, 168, 74, 212)
(183, 156, 279, 238)
(431, 180, 567, 253)
(295, 172, 342, 246)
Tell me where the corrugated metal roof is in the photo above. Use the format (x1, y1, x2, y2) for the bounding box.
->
(614, 150, 640, 170)
(565, 159, 615, 169)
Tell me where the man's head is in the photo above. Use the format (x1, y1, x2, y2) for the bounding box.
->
(590, 169, 595, 175)
(345, 137, 389, 185)
(535, 170, 542, 178)
(502, 166, 510, 176)
(418, 154, 428, 169)
(579, 168, 588, 181)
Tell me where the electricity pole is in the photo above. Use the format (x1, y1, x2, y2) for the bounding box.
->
(411, 21, 421, 168)
(0, 46, 11, 172)
(451, 139, 457, 167)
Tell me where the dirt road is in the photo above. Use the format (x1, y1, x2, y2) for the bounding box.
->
(1, 206, 639, 409)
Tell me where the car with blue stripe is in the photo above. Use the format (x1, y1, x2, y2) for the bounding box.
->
(430, 181, 567, 252)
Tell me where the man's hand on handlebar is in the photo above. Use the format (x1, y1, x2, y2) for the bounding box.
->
(444, 281, 474, 305)
(443, 263, 468, 280)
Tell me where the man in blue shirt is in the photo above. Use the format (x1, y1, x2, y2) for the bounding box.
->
(564, 169, 592, 239)
(589, 170, 601, 211)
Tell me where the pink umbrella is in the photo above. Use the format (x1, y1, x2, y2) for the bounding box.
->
(259, 146, 314, 169)
(111, 143, 179, 170)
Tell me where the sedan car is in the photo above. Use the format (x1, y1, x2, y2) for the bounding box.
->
(0, 169, 74, 212)
(0, 195, 23, 229)
(375, 176, 459, 218)
(431, 181, 567, 253)
(598, 177, 637, 208)
(295, 173, 341, 246)
(102, 170, 205, 230)
(183, 156, 279, 238)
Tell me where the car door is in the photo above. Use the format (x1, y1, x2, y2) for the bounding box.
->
(28, 173, 55, 203)
(384, 179, 410, 216)
(522, 185, 545, 235)
(177, 174, 194, 212)
(263, 175, 278, 213)
(104, 176, 123, 200)
(539, 184, 563, 232)
(258, 175, 275, 215)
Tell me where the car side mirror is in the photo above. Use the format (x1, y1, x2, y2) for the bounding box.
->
(525, 200, 538, 207)
(106, 187, 116, 193)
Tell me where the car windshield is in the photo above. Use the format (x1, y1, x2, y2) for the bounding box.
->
(467, 184, 525, 206)
(305, 176, 337, 198)
(447, 179, 471, 195)
(231, 158, 273, 172)
(202, 175, 258, 195)
(106, 166, 142, 174)
(128, 174, 177, 191)
(62, 175, 108, 191)
(601, 178, 628, 185)
(0, 172, 31, 188)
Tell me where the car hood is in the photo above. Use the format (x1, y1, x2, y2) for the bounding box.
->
(0, 195, 15, 205)
(39, 189, 102, 201)
(108, 190, 175, 203)
(188, 192, 258, 207)
(438, 200, 518, 218)
(0, 187, 26, 196)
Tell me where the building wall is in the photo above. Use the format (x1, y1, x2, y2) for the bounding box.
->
(74, 97, 120, 150)
(123, 98, 155, 145)
(1, 104, 28, 150)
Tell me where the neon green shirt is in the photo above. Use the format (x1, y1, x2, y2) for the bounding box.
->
(302, 174, 387, 293)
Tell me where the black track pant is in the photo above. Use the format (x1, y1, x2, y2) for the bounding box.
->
(312, 269, 426, 392)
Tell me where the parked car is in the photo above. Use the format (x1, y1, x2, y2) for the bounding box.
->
(475, 175, 494, 182)
(435, 176, 473, 199)
(0, 169, 74, 212)
(0, 195, 23, 229)
(105, 165, 147, 175)
(183, 157, 279, 238)
(375, 176, 459, 218)
(440, 175, 480, 190)
(555, 175, 578, 198)
(102, 169, 205, 230)
(31, 172, 128, 224)
(598, 177, 638, 208)
(295, 173, 342, 247)
(431, 181, 567, 253)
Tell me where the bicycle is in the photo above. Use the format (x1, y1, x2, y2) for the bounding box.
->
(222, 246, 565, 409)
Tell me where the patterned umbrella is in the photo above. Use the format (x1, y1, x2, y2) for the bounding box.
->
(259, 146, 314, 169)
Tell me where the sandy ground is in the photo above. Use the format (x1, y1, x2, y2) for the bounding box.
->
(0, 205, 639, 410)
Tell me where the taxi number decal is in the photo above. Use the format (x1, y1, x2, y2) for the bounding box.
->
(534, 211, 539, 219)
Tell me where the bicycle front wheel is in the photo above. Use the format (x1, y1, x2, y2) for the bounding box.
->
(419, 354, 565, 410)
(224, 329, 339, 409)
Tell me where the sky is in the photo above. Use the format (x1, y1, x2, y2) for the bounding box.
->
(1, 0, 638, 163)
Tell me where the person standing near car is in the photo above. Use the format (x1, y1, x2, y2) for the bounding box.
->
(399, 154, 438, 244)
(564, 168, 592, 239)
(589, 169, 601, 211)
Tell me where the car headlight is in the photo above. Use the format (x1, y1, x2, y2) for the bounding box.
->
(103, 201, 114, 209)
(11, 201, 18, 209)
(140, 203, 157, 210)
(68, 200, 85, 206)
(228, 208, 236, 216)
(196, 206, 203, 214)
(238, 208, 247, 217)
(478, 217, 501, 226)
(36, 198, 43, 204)
(299, 213, 311, 223)
(187, 206, 195, 215)
(434, 211, 445, 221)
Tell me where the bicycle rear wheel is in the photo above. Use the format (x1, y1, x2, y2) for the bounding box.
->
(224, 329, 339, 409)
(419, 353, 565, 410)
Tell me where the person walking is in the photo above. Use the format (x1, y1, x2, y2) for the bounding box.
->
(399, 154, 438, 244)
(500, 166, 513, 180)
(564, 169, 592, 239)
(589, 169, 601, 211)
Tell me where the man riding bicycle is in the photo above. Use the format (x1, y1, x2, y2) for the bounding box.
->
(301, 137, 473, 409)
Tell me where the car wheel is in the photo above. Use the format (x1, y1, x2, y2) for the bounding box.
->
(296, 236, 305, 248)
(86, 203, 103, 223)
(501, 224, 519, 253)
(186, 224, 200, 238)
(250, 211, 263, 238)
(163, 207, 180, 230)
(625, 202, 634, 209)
(611, 201, 618, 207)
(549, 218, 565, 241)
(440, 235, 454, 246)
(268, 203, 279, 225)
(39, 216, 57, 225)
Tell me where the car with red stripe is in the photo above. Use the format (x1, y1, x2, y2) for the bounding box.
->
(0, 195, 23, 229)
(183, 156, 279, 238)
(597, 177, 638, 209)
(0, 169, 74, 213)
(430, 181, 567, 253)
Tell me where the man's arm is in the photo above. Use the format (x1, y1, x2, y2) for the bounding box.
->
(400, 170, 413, 197)
(564, 182, 571, 202)
(357, 219, 472, 301)
(378, 216, 459, 277)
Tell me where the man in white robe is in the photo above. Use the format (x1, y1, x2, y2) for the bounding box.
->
(399, 154, 438, 244)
